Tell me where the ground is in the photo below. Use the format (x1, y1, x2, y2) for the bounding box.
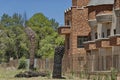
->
(0, 67, 84, 80)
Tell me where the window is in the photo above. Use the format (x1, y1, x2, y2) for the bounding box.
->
(77, 36, 88, 48)
(67, 37, 70, 49)
(95, 33, 98, 39)
(114, 29, 116, 35)
(66, 20, 71, 26)
(102, 32, 104, 38)
(107, 29, 110, 37)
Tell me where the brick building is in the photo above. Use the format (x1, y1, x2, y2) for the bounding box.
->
(58, 0, 120, 75)
(84, 0, 120, 73)
(58, 0, 90, 73)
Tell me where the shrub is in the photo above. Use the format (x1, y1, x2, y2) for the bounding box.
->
(111, 68, 117, 80)
(18, 57, 27, 69)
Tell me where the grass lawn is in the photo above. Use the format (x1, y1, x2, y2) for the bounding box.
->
(0, 67, 82, 80)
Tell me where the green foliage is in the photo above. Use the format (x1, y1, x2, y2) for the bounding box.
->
(18, 57, 27, 69)
(0, 12, 64, 62)
(1, 13, 23, 27)
(50, 18, 59, 31)
(28, 13, 64, 58)
(111, 68, 117, 80)
(0, 13, 29, 62)
(28, 13, 51, 27)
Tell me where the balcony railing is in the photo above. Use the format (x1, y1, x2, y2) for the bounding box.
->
(96, 14, 112, 23)
(84, 41, 96, 50)
(95, 38, 110, 48)
(58, 25, 71, 35)
(110, 34, 120, 46)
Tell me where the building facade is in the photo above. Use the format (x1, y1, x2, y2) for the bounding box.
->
(58, 0, 90, 73)
(58, 0, 120, 75)
(84, 0, 120, 73)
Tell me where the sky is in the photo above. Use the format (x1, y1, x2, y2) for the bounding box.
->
(0, 0, 71, 25)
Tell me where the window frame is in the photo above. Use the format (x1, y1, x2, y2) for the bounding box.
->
(77, 36, 88, 48)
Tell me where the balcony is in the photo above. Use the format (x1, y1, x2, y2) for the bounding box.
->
(88, 19, 97, 27)
(96, 14, 112, 23)
(110, 34, 120, 46)
(95, 38, 110, 48)
(84, 41, 96, 50)
(115, 9, 120, 17)
(58, 26, 70, 35)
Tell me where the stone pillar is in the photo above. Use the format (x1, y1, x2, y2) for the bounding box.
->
(111, 9, 117, 36)
(91, 27, 96, 40)
(114, 3, 120, 34)
(52, 46, 65, 78)
(115, 11, 120, 34)
(97, 23, 102, 39)
(88, 20, 97, 40)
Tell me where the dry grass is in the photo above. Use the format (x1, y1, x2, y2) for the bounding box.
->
(0, 67, 50, 80)
(0, 67, 86, 80)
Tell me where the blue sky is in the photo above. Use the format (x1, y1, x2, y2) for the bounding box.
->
(0, 0, 71, 25)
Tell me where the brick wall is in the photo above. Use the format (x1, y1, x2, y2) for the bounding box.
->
(88, 6, 96, 20)
(71, 7, 90, 35)
(95, 5, 113, 15)
(88, 5, 113, 20)
(63, 0, 91, 73)
(114, 0, 120, 9)
(65, 9, 72, 25)
(70, 7, 90, 55)
(72, 0, 89, 7)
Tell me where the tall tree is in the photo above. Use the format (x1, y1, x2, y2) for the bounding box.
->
(12, 13, 24, 26)
(28, 13, 51, 27)
(28, 13, 64, 58)
(1, 14, 12, 27)
(50, 18, 59, 31)
(1, 13, 24, 27)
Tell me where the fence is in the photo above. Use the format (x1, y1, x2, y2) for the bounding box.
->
(0, 58, 54, 72)
(0, 54, 120, 78)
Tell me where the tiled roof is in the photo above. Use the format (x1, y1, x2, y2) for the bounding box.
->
(87, 0, 114, 6)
